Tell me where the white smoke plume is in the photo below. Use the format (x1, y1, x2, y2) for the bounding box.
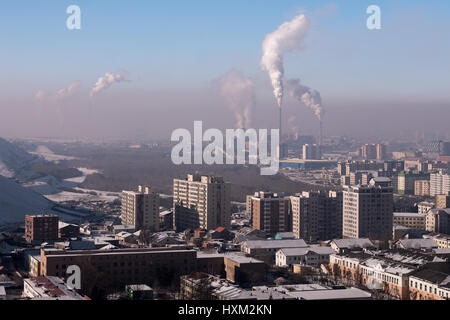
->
(260, 14, 310, 108)
(35, 81, 81, 126)
(288, 115, 299, 134)
(286, 78, 324, 120)
(218, 69, 255, 129)
(90, 72, 127, 97)
(35, 81, 81, 103)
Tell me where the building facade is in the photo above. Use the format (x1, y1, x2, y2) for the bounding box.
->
(426, 209, 450, 234)
(430, 171, 450, 197)
(251, 191, 290, 235)
(121, 185, 160, 231)
(414, 180, 430, 196)
(435, 192, 450, 209)
(290, 191, 342, 242)
(393, 212, 426, 230)
(342, 178, 393, 241)
(25, 214, 59, 243)
(302, 144, 321, 160)
(173, 174, 231, 231)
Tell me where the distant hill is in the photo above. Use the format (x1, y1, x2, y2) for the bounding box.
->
(0, 175, 57, 226)
(0, 137, 36, 178)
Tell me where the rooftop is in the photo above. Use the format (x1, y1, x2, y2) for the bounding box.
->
(244, 239, 307, 250)
(279, 246, 335, 256)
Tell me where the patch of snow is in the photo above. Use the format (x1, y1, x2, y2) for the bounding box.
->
(30, 145, 77, 162)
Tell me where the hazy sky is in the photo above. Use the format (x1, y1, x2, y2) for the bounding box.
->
(0, 0, 449, 141)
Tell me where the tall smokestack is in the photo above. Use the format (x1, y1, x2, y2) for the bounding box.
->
(279, 108, 282, 142)
(319, 119, 323, 146)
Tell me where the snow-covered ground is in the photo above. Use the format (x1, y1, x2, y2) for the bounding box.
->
(63, 167, 99, 184)
(44, 167, 120, 203)
(29, 145, 77, 162)
(44, 190, 120, 203)
(23, 166, 119, 203)
(0, 175, 82, 226)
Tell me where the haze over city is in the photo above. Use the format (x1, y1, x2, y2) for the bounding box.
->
(0, 0, 449, 141)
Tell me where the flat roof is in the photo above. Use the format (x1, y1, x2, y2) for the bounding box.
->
(279, 247, 334, 256)
(393, 212, 426, 217)
(287, 287, 371, 300)
(280, 159, 336, 163)
(244, 239, 308, 249)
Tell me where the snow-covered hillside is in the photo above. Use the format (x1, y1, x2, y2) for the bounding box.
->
(0, 175, 89, 226)
(0, 138, 37, 178)
(0, 175, 56, 225)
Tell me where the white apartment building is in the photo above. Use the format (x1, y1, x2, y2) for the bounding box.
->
(342, 178, 393, 240)
(121, 185, 160, 231)
(173, 174, 230, 231)
(430, 171, 450, 197)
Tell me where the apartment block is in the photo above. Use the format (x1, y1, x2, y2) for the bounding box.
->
(342, 178, 393, 241)
(414, 180, 430, 196)
(435, 192, 450, 209)
(426, 208, 450, 235)
(302, 144, 321, 160)
(430, 171, 450, 197)
(121, 185, 160, 231)
(173, 174, 230, 231)
(250, 191, 290, 235)
(397, 172, 430, 195)
(25, 214, 59, 243)
(290, 191, 342, 242)
(393, 212, 426, 230)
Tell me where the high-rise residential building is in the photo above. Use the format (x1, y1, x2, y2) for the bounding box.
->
(383, 160, 405, 172)
(25, 214, 59, 243)
(250, 191, 290, 235)
(246, 195, 253, 222)
(173, 174, 230, 232)
(439, 141, 450, 156)
(397, 171, 430, 195)
(121, 185, 160, 231)
(430, 171, 450, 197)
(376, 144, 387, 160)
(342, 177, 393, 241)
(435, 192, 450, 209)
(302, 144, 321, 160)
(414, 180, 430, 196)
(290, 190, 342, 242)
(426, 209, 450, 235)
(361, 144, 377, 160)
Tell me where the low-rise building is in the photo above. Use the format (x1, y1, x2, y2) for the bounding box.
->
(418, 201, 434, 214)
(329, 249, 446, 300)
(329, 238, 375, 254)
(23, 276, 87, 300)
(214, 283, 371, 300)
(241, 239, 308, 264)
(393, 238, 438, 250)
(393, 212, 426, 230)
(408, 269, 450, 300)
(275, 246, 335, 267)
